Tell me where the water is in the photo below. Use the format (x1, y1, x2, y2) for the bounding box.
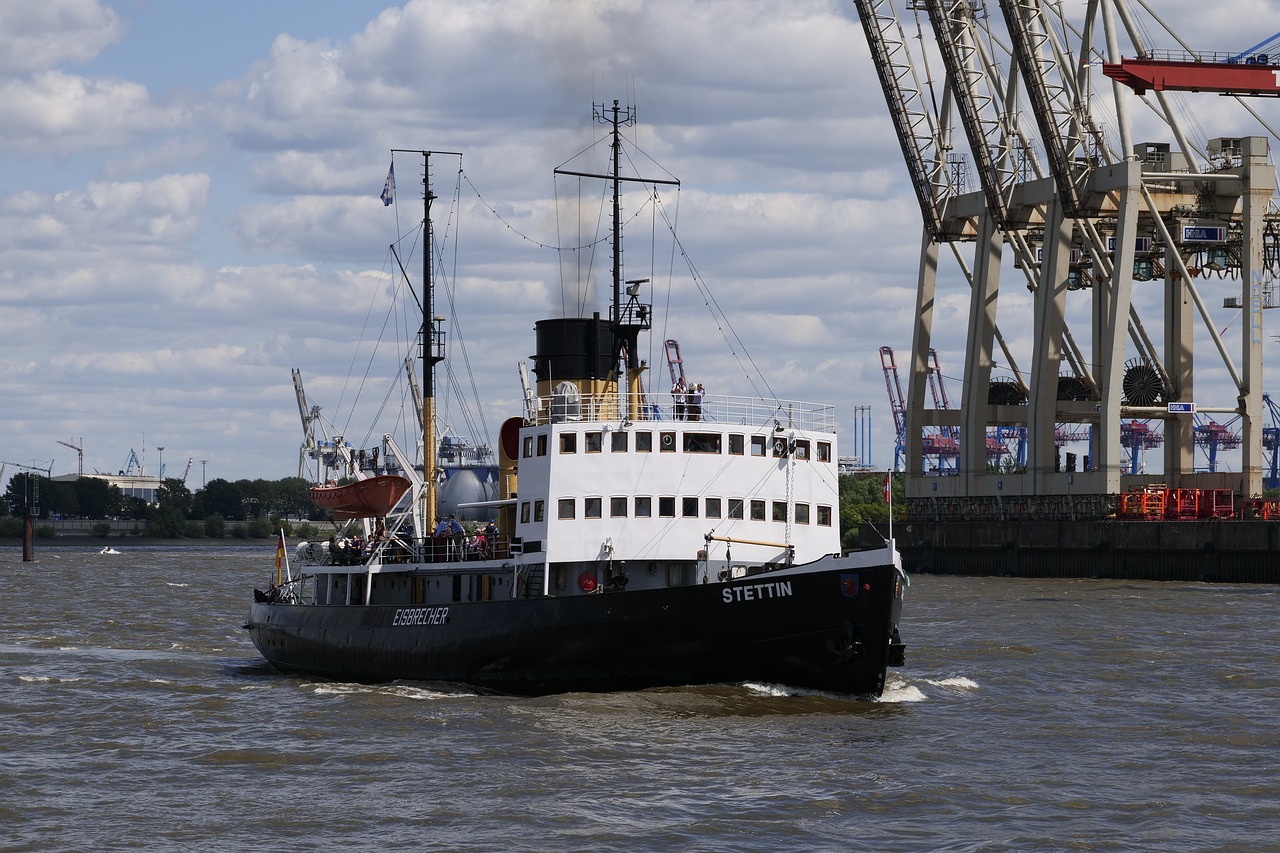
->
(3, 543, 1278, 852)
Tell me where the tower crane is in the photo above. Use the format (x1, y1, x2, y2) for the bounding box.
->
(180, 456, 194, 484)
(853, 1, 1277, 505)
(57, 438, 83, 477)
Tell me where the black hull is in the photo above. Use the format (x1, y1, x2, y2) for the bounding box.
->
(245, 559, 904, 697)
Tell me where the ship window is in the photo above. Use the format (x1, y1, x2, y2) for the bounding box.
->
(682, 496, 699, 517)
(817, 441, 832, 462)
(560, 433, 577, 454)
(705, 497, 722, 519)
(611, 431, 628, 452)
(522, 436, 533, 458)
(585, 432, 602, 453)
(772, 437, 789, 458)
(585, 497, 602, 518)
(635, 496, 652, 517)
(750, 500, 766, 521)
(683, 432, 721, 453)
(728, 498, 744, 519)
(729, 434, 745, 455)
(534, 500, 545, 522)
(558, 498, 575, 519)
(635, 431, 653, 452)
(795, 503, 810, 524)
(750, 435, 767, 457)
(659, 431, 676, 452)
(611, 496, 628, 517)
(658, 496, 676, 517)
(792, 440, 810, 460)
(772, 501, 787, 522)
(536, 434, 548, 456)
(817, 505, 832, 526)
(521, 501, 531, 524)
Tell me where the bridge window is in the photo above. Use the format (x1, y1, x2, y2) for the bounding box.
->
(750, 436, 767, 457)
(585, 432, 602, 453)
(772, 501, 787, 522)
(560, 433, 577, 454)
(635, 496, 652, 517)
(792, 440, 810, 460)
(611, 431, 628, 452)
(817, 505, 832, 527)
(795, 503, 810, 524)
(523, 436, 533, 458)
(817, 441, 832, 462)
(521, 501, 530, 523)
(750, 500, 766, 521)
(536, 434, 548, 456)
(682, 496, 699, 517)
(705, 498, 722, 519)
(683, 432, 721, 453)
(635, 431, 653, 452)
(585, 497, 602, 518)
(611, 496, 628, 517)
(534, 500, 545, 522)
(729, 434, 744, 455)
(659, 496, 676, 517)
(728, 499, 744, 519)
(558, 498, 574, 519)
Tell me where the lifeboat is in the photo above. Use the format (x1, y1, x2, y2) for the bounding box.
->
(310, 474, 412, 520)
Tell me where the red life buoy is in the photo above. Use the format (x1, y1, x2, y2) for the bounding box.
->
(578, 571, 598, 592)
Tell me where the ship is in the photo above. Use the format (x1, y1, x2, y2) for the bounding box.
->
(244, 102, 907, 697)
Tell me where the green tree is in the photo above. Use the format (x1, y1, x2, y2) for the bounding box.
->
(159, 478, 194, 519)
(74, 477, 117, 519)
(201, 478, 244, 520)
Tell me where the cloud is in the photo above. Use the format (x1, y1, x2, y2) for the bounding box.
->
(0, 0, 123, 74)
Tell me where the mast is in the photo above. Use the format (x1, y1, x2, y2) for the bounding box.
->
(554, 101, 679, 421)
(391, 148, 460, 532)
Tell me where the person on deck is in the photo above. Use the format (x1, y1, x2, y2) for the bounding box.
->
(688, 382, 704, 421)
(672, 376, 688, 420)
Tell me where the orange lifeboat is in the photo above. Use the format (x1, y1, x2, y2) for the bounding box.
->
(310, 474, 412, 520)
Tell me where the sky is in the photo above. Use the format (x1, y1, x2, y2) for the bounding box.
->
(1, 0, 1278, 491)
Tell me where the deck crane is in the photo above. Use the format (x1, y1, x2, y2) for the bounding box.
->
(122, 449, 141, 476)
(1103, 32, 1280, 96)
(853, 1, 1276, 503)
(57, 438, 83, 477)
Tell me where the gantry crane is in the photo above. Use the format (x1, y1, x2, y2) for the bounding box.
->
(853, 0, 1279, 508)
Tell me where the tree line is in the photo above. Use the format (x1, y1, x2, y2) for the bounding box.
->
(1, 474, 323, 539)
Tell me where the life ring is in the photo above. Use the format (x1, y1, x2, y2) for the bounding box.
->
(773, 438, 788, 455)
(578, 571, 598, 592)
(661, 434, 674, 448)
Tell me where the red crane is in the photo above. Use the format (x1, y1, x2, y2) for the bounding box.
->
(1104, 33, 1280, 97)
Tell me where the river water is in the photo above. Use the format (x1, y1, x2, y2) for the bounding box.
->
(2, 543, 1277, 852)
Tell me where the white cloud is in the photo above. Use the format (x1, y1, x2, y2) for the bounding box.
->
(0, 0, 123, 74)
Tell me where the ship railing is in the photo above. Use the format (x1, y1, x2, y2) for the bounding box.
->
(531, 392, 836, 433)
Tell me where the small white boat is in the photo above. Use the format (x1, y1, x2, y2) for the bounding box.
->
(100, 546, 121, 555)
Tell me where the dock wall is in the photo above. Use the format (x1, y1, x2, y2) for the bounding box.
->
(871, 520, 1280, 584)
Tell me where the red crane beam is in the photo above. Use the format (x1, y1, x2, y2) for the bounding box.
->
(1103, 57, 1280, 97)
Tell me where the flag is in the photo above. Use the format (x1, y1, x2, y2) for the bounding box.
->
(883, 472, 892, 504)
(380, 161, 395, 206)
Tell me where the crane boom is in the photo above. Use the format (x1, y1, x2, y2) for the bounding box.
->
(1104, 53, 1280, 96)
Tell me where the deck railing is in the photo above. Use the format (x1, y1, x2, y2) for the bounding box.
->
(531, 392, 836, 433)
